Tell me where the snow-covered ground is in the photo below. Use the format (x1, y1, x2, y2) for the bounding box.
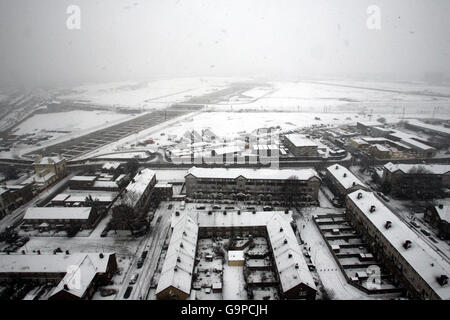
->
(207, 81, 450, 117)
(13, 110, 131, 136)
(57, 77, 233, 110)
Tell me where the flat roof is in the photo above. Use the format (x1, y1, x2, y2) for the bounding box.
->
(284, 134, 318, 147)
(24, 207, 93, 220)
(228, 250, 245, 261)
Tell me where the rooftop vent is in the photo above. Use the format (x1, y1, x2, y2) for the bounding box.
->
(175, 211, 180, 216)
(357, 192, 363, 199)
(438, 204, 444, 209)
(252, 210, 256, 214)
(280, 227, 283, 232)
(180, 242, 184, 248)
(63, 284, 69, 290)
(284, 239, 288, 244)
(223, 211, 227, 215)
(65, 250, 69, 255)
(370, 205, 376, 213)
(352, 182, 356, 186)
(99, 253, 104, 259)
(295, 263, 299, 269)
(385, 221, 392, 229)
(285, 209, 289, 214)
(174, 267, 178, 272)
(403, 240, 412, 250)
(437, 275, 448, 286)
(335, 165, 339, 170)
(343, 173, 347, 178)
(177, 257, 181, 263)
(288, 253, 293, 258)
(237, 210, 241, 215)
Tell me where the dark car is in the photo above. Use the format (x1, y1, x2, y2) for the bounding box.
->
(100, 230, 109, 237)
(124, 286, 133, 299)
(137, 258, 144, 269)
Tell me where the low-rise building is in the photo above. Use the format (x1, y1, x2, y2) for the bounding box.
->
(381, 162, 450, 198)
(185, 167, 320, 203)
(0, 183, 33, 217)
(283, 134, 318, 157)
(156, 215, 198, 300)
(0, 252, 117, 300)
(346, 190, 450, 300)
(23, 207, 99, 229)
(325, 164, 367, 199)
(424, 204, 449, 240)
(114, 168, 156, 211)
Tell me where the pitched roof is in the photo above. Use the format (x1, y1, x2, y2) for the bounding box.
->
(347, 190, 450, 300)
(186, 167, 319, 181)
(326, 164, 367, 191)
(156, 215, 198, 297)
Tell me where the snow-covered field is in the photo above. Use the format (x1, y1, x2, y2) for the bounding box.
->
(57, 77, 233, 110)
(13, 110, 131, 135)
(208, 81, 450, 116)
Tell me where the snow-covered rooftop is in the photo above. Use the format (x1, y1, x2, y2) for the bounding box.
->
(33, 155, 65, 165)
(284, 134, 318, 147)
(434, 205, 450, 223)
(347, 190, 450, 300)
(156, 215, 198, 297)
(266, 213, 316, 293)
(172, 210, 293, 229)
(384, 162, 450, 175)
(23, 207, 93, 221)
(326, 164, 367, 191)
(186, 167, 319, 181)
(126, 169, 156, 195)
(407, 120, 450, 136)
(102, 162, 121, 170)
(228, 250, 245, 261)
(0, 252, 113, 275)
(70, 176, 97, 182)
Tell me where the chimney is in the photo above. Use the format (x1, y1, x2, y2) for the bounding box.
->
(180, 242, 184, 248)
(295, 263, 299, 269)
(385, 221, 392, 229)
(343, 173, 347, 178)
(437, 275, 448, 286)
(370, 205, 376, 213)
(357, 192, 362, 199)
(288, 252, 292, 258)
(63, 284, 69, 290)
(438, 204, 444, 209)
(177, 257, 181, 263)
(280, 227, 283, 232)
(283, 239, 288, 244)
(99, 253, 104, 259)
(335, 165, 339, 170)
(403, 240, 412, 250)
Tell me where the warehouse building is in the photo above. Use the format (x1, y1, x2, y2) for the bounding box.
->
(283, 134, 318, 157)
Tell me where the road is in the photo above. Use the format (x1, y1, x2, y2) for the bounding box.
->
(115, 201, 173, 300)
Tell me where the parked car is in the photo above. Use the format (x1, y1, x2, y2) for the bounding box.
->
(124, 286, 133, 299)
(100, 230, 109, 237)
(129, 273, 139, 284)
(137, 258, 144, 269)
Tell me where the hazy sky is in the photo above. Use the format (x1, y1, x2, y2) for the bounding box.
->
(0, 0, 449, 87)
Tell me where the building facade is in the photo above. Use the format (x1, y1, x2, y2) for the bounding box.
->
(185, 167, 320, 203)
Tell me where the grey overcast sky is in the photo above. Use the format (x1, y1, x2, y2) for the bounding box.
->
(0, 0, 449, 87)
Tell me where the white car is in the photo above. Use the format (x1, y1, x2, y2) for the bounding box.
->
(129, 273, 139, 284)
